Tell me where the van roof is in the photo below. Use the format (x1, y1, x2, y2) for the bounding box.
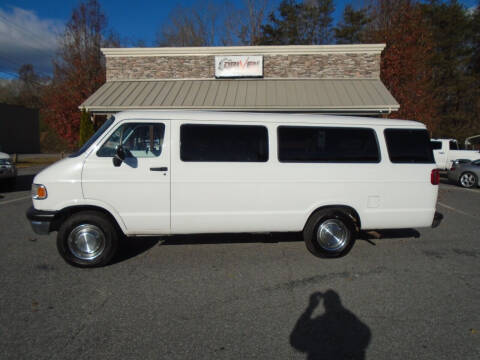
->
(113, 110, 426, 128)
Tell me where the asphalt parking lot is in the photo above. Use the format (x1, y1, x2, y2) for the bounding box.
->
(0, 167, 479, 360)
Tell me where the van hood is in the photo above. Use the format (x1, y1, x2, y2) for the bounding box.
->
(33, 156, 83, 184)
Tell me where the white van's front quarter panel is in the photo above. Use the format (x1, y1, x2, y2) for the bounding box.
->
(32, 157, 84, 211)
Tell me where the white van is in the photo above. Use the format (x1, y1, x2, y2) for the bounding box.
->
(26, 111, 440, 267)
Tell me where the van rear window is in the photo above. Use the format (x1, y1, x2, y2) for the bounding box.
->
(277, 126, 380, 163)
(384, 129, 434, 164)
(180, 124, 268, 162)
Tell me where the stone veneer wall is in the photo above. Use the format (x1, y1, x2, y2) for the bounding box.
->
(106, 53, 380, 81)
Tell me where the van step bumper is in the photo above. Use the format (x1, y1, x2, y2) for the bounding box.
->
(431, 211, 443, 228)
(26, 206, 57, 235)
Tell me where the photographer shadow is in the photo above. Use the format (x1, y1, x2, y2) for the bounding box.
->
(290, 290, 371, 360)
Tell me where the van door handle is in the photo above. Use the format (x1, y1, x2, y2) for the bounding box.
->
(150, 167, 168, 171)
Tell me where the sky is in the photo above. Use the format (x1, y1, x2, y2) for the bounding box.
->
(0, 0, 478, 79)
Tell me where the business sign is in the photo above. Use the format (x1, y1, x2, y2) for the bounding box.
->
(215, 55, 263, 78)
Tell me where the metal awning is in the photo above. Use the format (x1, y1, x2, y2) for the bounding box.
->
(81, 78, 399, 115)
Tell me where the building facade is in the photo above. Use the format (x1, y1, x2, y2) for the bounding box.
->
(82, 44, 399, 116)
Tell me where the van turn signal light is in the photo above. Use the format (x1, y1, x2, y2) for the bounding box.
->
(32, 184, 48, 200)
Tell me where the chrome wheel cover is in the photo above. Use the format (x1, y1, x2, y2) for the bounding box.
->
(67, 224, 106, 260)
(316, 219, 349, 252)
(460, 173, 476, 188)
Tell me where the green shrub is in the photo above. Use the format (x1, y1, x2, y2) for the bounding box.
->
(78, 109, 94, 147)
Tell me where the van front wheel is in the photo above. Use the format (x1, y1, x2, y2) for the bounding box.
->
(303, 209, 356, 258)
(57, 211, 118, 267)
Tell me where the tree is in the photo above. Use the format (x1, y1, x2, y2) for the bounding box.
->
(78, 109, 94, 146)
(156, 2, 220, 46)
(42, 0, 117, 149)
(312, 0, 335, 44)
(364, 0, 439, 132)
(0, 64, 45, 108)
(17, 64, 44, 109)
(237, 0, 270, 45)
(157, 0, 270, 47)
(472, 2, 480, 75)
(334, 4, 371, 44)
(258, 0, 335, 45)
(0, 79, 18, 105)
(420, 0, 478, 139)
(259, 0, 303, 45)
(472, 2, 480, 125)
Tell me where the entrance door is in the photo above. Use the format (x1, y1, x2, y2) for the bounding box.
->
(82, 120, 170, 234)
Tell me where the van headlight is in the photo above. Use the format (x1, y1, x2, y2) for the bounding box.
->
(32, 184, 48, 200)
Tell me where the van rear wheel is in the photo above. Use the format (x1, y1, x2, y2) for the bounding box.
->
(57, 211, 118, 267)
(303, 209, 356, 258)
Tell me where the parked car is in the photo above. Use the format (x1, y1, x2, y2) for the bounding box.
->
(0, 151, 17, 189)
(448, 159, 480, 188)
(431, 138, 480, 170)
(26, 111, 440, 267)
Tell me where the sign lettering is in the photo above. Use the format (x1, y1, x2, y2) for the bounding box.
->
(215, 55, 263, 78)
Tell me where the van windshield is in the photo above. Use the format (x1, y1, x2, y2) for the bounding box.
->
(69, 117, 115, 158)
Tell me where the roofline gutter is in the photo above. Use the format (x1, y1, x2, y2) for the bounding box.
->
(80, 105, 400, 113)
(101, 44, 386, 57)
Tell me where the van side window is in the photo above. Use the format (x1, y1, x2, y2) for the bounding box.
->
(97, 123, 165, 158)
(180, 124, 268, 162)
(277, 126, 380, 163)
(430, 141, 442, 150)
(384, 129, 434, 163)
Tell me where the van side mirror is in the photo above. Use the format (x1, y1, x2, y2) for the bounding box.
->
(113, 145, 125, 167)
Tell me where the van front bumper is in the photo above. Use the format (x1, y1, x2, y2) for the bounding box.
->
(26, 206, 57, 235)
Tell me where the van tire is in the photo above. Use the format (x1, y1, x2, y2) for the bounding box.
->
(57, 211, 118, 267)
(303, 209, 356, 258)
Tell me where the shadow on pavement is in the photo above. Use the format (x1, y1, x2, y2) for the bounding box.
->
(160, 232, 303, 246)
(113, 228, 422, 263)
(290, 290, 371, 360)
(109, 233, 302, 265)
(359, 228, 420, 244)
(112, 237, 161, 264)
